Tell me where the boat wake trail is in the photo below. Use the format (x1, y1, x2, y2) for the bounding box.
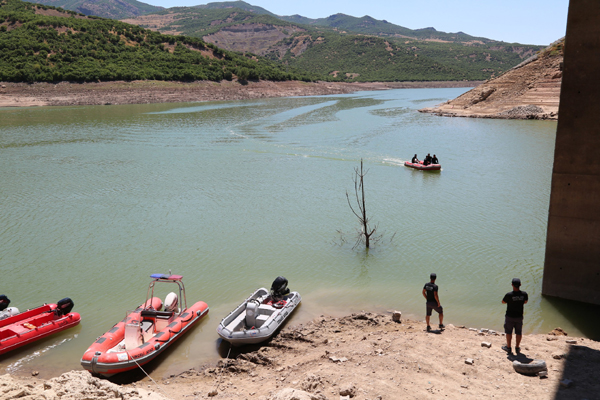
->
(382, 157, 405, 166)
(7, 335, 77, 373)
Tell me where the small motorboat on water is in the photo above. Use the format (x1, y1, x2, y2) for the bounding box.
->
(404, 160, 441, 171)
(80, 274, 209, 377)
(0, 297, 80, 355)
(217, 276, 301, 347)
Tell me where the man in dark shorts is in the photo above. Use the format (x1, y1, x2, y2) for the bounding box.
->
(502, 278, 528, 354)
(422, 273, 444, 332)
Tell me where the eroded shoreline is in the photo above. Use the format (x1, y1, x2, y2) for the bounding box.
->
(1, 312, 599, 400)
(0, 80, 481, 108)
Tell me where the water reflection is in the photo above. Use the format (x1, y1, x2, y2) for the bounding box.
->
(542, 297, 600, 340)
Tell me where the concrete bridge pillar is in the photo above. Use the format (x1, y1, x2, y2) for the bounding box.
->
(542, 0, 600, 304)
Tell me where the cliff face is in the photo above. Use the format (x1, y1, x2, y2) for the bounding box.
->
(203, 24, 305, 56)
(419, 39, 564, 120)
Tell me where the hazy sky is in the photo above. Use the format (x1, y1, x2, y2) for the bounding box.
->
(141, 0, 569, 45)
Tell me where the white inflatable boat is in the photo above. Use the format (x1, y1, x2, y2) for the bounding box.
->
(217, 277, 301, 346)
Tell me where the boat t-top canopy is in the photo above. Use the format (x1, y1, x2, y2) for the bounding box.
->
(150, 274, 183, 281)
(146, 274, 187, 312)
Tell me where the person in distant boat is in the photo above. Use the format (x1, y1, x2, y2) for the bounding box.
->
(422, 273, 444, 332)
(431, 154, 439, 164)
(423, 153, 432, 166)
(411, 154, 419, 163)
(502, 278, 528, 354)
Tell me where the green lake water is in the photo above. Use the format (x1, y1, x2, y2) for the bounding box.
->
(1, 87, 594, 378)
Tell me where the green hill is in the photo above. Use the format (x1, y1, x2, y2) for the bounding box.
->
(143, 6, 294, 37)
(126, 4, 542, 82)
(27, 0, 162, 19)
(194, 0, 276, 17)
(272, 32, 533, 82)
(0, 0, 320, 83)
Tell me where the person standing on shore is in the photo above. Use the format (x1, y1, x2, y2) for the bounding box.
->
(502, 278, 528, 354)
(422, 273, 444, 332)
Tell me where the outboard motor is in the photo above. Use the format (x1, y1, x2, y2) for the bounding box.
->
(270, 276, 290, 301)
(0, 295, 10, 312)
(164, 292, 178, 313)
(0, 307, 19, 321)
(56, 298, 74, 316)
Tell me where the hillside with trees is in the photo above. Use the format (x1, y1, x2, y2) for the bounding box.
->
(28, 0, 162, 19)
(0, 0, 320, 83)
(124, 3, 542, 82)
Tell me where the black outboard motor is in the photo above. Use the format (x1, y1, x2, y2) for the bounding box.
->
(0, 295, 10, 312)
(56, 298, 75, 316)
(270, 276, 290, 301)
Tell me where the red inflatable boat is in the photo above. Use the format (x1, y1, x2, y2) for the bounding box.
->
(0, 298, 81, 355)
(81, 274, 209, 377)
(404, 161, 441, 171)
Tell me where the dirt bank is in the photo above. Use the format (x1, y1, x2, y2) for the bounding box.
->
(0, 80, 481, 108)
(2, 312, 598, 400)
(419, 40, 563, 120)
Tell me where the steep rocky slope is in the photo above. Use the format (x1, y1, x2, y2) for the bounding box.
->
(419, 39, 564, 120)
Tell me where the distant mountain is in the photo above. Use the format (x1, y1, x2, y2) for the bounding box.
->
(278, 13, 504, 44)
(124, 2, 542, 82)
(194, 0, 276, 17)
(28, 0, 163, 19)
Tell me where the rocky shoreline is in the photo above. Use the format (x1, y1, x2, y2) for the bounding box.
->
(1, 312, 598, 400)
(419, 41, 563, 121)
(0, 80, 481, 108)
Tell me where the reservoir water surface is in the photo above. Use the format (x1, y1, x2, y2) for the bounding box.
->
(0, 87, 585, 378)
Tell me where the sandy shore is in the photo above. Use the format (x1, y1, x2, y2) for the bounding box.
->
(0, 80, 481, 108)
(1, 312, 598, 400)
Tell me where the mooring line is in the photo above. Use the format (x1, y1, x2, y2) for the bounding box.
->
(126, 349, 170, 399)
(213, 343, 233, 393)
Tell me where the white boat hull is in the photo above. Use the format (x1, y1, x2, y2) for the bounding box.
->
(217, 288, 301, 346)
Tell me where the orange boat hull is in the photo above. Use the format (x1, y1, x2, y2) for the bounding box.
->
(0, 304, 81, 355)
(80, 298, 208, 376)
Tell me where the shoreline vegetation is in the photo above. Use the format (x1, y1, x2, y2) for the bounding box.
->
(1, 312, 599, 399)
(0, 80, 482, 108)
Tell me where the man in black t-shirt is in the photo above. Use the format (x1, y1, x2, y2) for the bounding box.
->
(422, 273, 444, 332)
(423, 153, 432, 166)
(501, 278, 528, 354)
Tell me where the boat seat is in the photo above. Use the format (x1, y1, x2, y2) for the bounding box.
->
(141, 320, 153, 332)
(258, 304, 275, 316)
(255, 314, 269, 327)
(245, 300, 259, 328)
(140, 320, 154, 342)
(124, 321, 143, 350)
(141, 310, 174, 319)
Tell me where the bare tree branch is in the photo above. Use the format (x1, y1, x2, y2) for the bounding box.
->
(346, 159, 376, 248)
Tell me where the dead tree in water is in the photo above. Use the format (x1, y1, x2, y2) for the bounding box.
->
(346, 159, 377, 249)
